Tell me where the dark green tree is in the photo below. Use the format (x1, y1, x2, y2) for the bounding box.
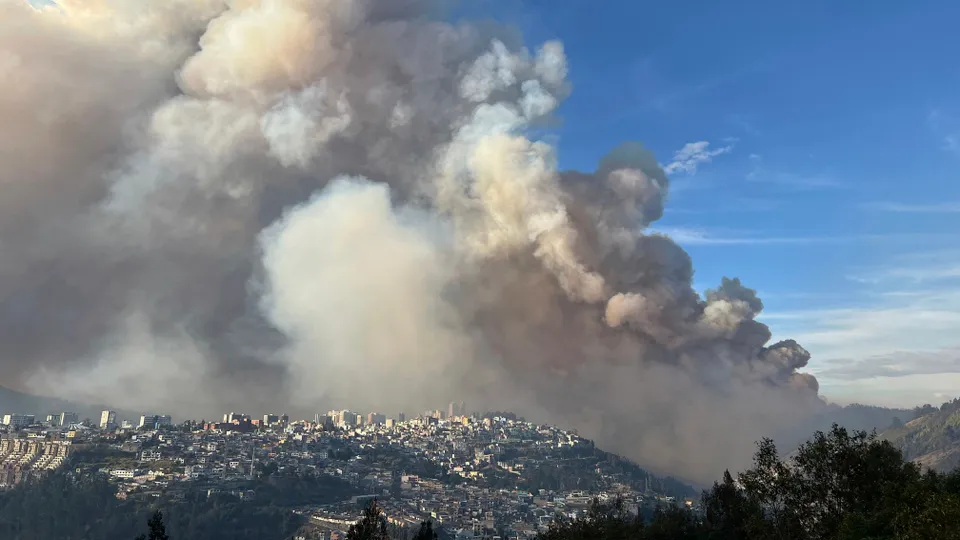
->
(733, 424, 924, 539)
(411, 520, 438, 540)
(642, 505, 700, 540)
(701, 470, 770, 540)
(346, 500, 390, 540)
(538, 498, 645, 540)
(135, 510, 170, 540)
(537, 424, 960, 540)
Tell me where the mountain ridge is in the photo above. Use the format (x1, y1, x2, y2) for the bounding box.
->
(882, 398, 960, 472)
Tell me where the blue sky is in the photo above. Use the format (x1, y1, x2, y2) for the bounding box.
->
(477, 0, 960, 407)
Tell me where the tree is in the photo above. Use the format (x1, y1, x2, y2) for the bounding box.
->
(701, 470, 770, 540)
(536, 424, 960, 540)
(346, 500, 390, 540)
(538, 498, 645, 540)
(642, 505, 699, 540)
(915, 404, 938, 418)
(411, 520, 438, 540)
(722, 424, 946, 540)
(135, 510, 170, 540)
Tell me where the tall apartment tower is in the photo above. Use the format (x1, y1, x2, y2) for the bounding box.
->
(99, 410, 116, 429)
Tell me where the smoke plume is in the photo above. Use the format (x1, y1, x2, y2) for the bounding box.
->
(4, 0, 824, 482)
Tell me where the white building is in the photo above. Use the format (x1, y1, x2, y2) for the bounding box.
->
(138, 414, 173, 428)
(2, 414, 35, 427)
(100, 410, 116, 429)
(140, 450, 162, 462)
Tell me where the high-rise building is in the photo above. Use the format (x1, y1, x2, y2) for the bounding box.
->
(263, 414, 279, 425)
(225, 412, 249, 424)
(60, 412, 79, 427)
(99, 410, 116, 429)
(398, 412, 406, 423)
(367, 413, 386, 425)
(46, 414, 61, 426)
(447, 401, 467, 418)
(2, 414, 34, 428)
(329, 410, 354, 427)
(385, 418, 395, 429)
(138, 414, 172, 429)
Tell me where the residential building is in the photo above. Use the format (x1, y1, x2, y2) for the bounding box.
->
(100, 410, 116, 429)
(138, 414, 172, 429)
(2, 414, 35, 428)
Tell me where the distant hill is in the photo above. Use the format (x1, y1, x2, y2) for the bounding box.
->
(823, 403, 917, 433)
(883, 398, 960, 472)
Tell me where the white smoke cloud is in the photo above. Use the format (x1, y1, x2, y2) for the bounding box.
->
(2, 0, 829, 483)
(259, 177, 472, 412)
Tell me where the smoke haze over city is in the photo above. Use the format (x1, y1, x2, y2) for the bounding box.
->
(0, 0, 900, 483)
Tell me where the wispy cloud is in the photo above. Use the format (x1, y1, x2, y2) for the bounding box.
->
(846, 249, 960, 285)
(652, 226, 809, 246)
(668, 197, 781, 215)
(863, 201, 960, 213)
(819, 373, 960, 409)
(629, 56, 750, 112)
(813, 348, 960, 381)
(798, 234, 960, 404)
(653, 226, 951, 247)
(767, 288, 960, 368)
(849, 265, 960, 285)
(943, 135, 959, 154)
(663, 140, 735, 176)
(728, 114, 762, 137)
(746, 154, 843, 190)
(927, 108, 960, 155)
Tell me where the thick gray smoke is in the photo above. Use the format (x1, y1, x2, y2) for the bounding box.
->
(3, 0, 824, 482)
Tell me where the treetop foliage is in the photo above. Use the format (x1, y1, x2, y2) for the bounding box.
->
(536, 424, 960, 540)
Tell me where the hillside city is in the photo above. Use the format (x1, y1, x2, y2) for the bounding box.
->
(0, 404, 690, 540)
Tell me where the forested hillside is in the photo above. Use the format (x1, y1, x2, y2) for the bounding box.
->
(884, 398, 960, 472)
